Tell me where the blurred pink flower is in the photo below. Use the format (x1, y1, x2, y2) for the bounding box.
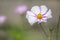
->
(14, 5, 28, 14)
(0, 16, 6, 24)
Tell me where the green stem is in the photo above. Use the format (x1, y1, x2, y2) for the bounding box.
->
(50, 30, 52, 40)
(49, 28, 54, 40)
(56, 16, 60, 40)
(39, 23, 48, 37)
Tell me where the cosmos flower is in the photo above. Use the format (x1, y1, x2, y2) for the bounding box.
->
(26, 5, 52, 25)
(14, 5, 28, 14)
(0, 16, 6, 24)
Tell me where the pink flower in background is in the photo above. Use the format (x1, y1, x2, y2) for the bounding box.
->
(14, 5, 28, 14)
(0, 16, 6, 24)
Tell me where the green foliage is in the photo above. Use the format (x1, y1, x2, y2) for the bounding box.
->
(6, 28, 25, 40)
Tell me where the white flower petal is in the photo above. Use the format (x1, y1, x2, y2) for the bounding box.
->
(26, 11, 35, 17)
(42, 18, 47, 22)
(31, 6, 40, 15)
(26, 11, 37, 25)
(44, 9, 52, 19)
(37, 19, 47, 24)
(37, 19, 42, 24)
(40, 5, 48, 14)
(26, 16, 37, 25)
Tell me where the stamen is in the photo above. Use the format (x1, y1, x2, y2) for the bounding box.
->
(37, 13, 43, 19)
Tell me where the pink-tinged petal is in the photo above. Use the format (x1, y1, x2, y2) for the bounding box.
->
(42, 17, 47, 22)
(26, 11, 36, 17)
(42, 19, 47, 22)
(43, 16, 47, 18)
(31, 6, 40, 15)
(27, 16, 37, 25)
(42, 8, 49, 16)
(44, 9, 52, 19)
(40, 5, 48, 14)
(26, 11, 37, 25)
(0, 16, 6, 24)
(37, 17, 47, 24)
(14, 5, 28, 14)
(37, 19, 44, 22)
(37, 19, 41, 24)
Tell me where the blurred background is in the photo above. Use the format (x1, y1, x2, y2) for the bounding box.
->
(0, 0, 60, 40)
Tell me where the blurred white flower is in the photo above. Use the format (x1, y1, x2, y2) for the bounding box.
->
(14, 5, 28, 14)
(26, 5, 52, 25)
(0, 16, 6, 24)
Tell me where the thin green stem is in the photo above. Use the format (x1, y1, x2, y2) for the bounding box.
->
(50, 30, 52, 40)
(49, 28, 54, 40)
(56, 16, 60, 40)
(39, 23, 48, 37)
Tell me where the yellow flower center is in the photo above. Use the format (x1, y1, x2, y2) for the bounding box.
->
(37, 13, 42, 19)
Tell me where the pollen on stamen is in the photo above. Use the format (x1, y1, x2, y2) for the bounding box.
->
(37, 13, 43, 19)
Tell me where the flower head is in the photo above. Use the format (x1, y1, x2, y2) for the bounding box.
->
(14, 5, 28, 14)
(0, 16, 6, 24)
(26, 5, 52, 25)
